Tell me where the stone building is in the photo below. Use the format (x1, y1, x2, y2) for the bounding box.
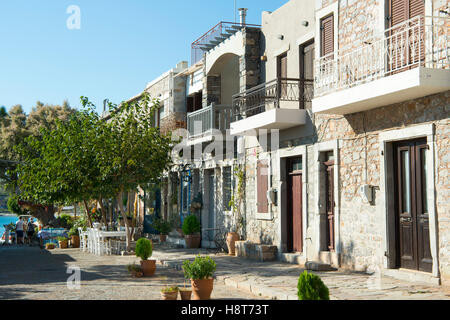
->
(232, 0, 450, 286)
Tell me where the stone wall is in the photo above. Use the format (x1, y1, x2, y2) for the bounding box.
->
(160, 112, 187, 135)
(239, 28, 261, 92)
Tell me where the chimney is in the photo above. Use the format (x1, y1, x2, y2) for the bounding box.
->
(238, 8, 248, 25)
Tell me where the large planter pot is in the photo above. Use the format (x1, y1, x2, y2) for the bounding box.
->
(59, 240, 68, 249)
(179, 289, 192, 300)
(140, 259, 156, 276)
(159, 234, 167, 242)
(185, 234, 201, 249)
(161, 291, 178, 300)
(71, 235, 80, 248)
(191, 278, 214, 300)
(226, 232, 239, 256)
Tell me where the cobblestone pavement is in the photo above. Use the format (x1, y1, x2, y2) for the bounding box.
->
(151, 245, 450, 300)
(0, 245, 263, 300)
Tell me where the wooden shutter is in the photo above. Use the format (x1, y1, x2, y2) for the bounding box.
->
(320, 14, 334, 58)
(257, 160, 269, 213)
(409, 0, 424, 19)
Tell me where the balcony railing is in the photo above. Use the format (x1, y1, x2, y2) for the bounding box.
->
(314, 15, 449, 97)
(187, 103, 232, 138)
(231, 78, 314, 121)
(191, 21, 261, 65)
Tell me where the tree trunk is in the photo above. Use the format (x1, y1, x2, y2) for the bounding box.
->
(117, 189, 132, 252)
(98, 197, 107, 227)
(83, 200, 93, 228)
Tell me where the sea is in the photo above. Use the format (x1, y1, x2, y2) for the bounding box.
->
(0, 215, 18, 237)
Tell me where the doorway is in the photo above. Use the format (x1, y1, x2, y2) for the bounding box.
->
(393, 138, 432, 272)
(287, 157, 303, 253)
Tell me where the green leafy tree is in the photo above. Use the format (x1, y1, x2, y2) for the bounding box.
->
(297, 271, 330, 300)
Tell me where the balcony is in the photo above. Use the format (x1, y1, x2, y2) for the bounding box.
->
(187, 103, 232, 144)
(230, 78, 313, 135)
(312, 16, 450, 115)
(191, 21, 261, 65)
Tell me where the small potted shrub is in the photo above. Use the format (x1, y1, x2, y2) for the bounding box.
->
(127, 263, 143, 278)
(182, 255, 216, 300)
(182, 215, 201, 249)
(154, 218, 172, 242)
(45, 243, 56, 250)
(297, 270, 330, 300)
(160, 286, 178, 300)
(68, 227, 80, 248)
(57, 237, 69, 249)
(179, 283, 192, 300)
(135, 238, 156, 276)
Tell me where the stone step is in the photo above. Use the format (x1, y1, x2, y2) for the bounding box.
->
(280, 253, 306, 265)
(305, 261, 337, 272)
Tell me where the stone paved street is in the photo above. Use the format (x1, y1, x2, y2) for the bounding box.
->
(151, 245, 450, 300)
(0, 245, 262, 300)
(1, 243, 450, 300)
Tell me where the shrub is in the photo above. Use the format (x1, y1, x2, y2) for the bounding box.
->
(45, 243, 56, 250)
(7, 194, 26, 216)
(297, 270, 329, 300)
(135, 238, 153, 261)
(127, 263, 143, 273)
(154, 218, 172, 235)
(68, 227, 79, 237)
(182, 215, 200, 236)
(57, 236, 68, 242)
(182, 255, 216, 280)
(59, 214, 74, 229)
(161, 286, 178, 293)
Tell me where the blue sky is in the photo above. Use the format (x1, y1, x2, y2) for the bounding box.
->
(0, 0, 288, 114)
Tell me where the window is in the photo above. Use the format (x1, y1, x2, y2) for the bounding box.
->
(320, 14, 334, 58)
(223, 167, 232, 211)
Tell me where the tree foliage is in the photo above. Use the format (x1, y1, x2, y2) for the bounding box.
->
(297, 271, 330, 300)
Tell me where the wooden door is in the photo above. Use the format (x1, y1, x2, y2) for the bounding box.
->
(277, 53, 288, 99)
(257, 160, 269, 213)
(388, 0, 425, 72)
(288, 172, 303, 253)
(394, 138, 432, 272)
(324, 160, 335, 251)
(299, 40, 314, 109)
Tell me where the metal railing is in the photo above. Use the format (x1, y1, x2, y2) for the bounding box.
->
(231, 78, 314, 121)
(187, 103, 232, 138)
(314, 15, 449, 97)
(191, 21, 261, 65)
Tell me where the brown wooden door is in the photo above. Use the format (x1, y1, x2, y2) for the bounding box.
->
(287, 164, 303, 253)
(394, 138, 432, 272)
(324, 160, 335, 251)
(299, 40, 314, 109)
(277, 53, 288, 99)
(388, 0, 425, 72)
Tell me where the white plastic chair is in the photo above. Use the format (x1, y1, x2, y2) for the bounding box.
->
(78, 227, 88, 252)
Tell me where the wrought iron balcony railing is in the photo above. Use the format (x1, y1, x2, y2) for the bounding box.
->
(314, 15, 449, 97)
(231, 78, 314, 121)
(187, 103, 232, 138)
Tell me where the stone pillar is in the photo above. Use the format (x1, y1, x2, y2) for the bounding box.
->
(239, 27, 261, 92)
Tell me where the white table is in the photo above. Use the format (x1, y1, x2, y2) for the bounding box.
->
(97, 231, 126, 255)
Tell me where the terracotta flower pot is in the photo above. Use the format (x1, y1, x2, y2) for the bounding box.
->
(185, 234, 201, 249)
(179, 290, 192, 300)
(159, 234, 167, 242)
(131, 270, 143, 278)
(161, 291, 178, 300)
(226, 232, 239, 256)
(71, 235, 80, 248)
(59, 240, 68, 249)
(140, 259, 156, 276)
(191, 278, 214, 300)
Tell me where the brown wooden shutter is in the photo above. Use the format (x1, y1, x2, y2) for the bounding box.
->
(409, 0, 424, 19)
(257, 160, 269, 213)
(390, 0, 408, 28)
(320, 14, 334, 58)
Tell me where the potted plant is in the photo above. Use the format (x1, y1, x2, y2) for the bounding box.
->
(179, 282, 192, 300)
(127, 263, 143, 278)
(154, 218, 172, 242)
(182, 215, 201, 249)
(182, 255, 216, 300)
(160, 286, 178, 300)
(45, 243, 56, 250)
(68, 227, 80, 248)
(135, 238, 156, 276)
(57, 236, 69, 249)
